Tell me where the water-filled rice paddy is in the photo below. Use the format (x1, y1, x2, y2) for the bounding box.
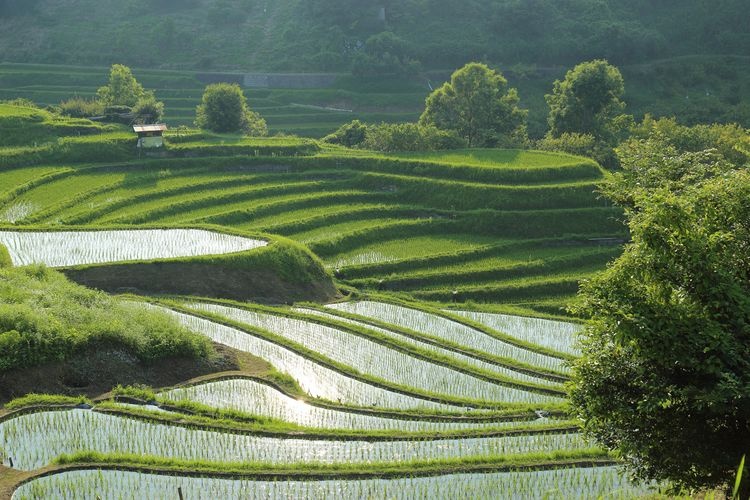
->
(0, 229, 266, 267)
(12, 466, 655, 500)
(327, 301, 570, 373)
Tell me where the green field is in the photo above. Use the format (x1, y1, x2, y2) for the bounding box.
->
(0, 104, 654, 498)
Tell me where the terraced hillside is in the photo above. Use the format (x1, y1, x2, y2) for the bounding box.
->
(3, 56, 749, 139)
(0, 103, 650, 498)
(0, 108, 625, 314)
(0, 63, 424, 138)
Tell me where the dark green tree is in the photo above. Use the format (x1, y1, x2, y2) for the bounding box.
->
(570, 125, 750, 496)
(419, 62, 528, 148)
(545, 59, 629, 142)
(195, 83, 267, 135)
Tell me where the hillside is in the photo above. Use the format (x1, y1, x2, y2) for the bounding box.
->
(0, 99, 671, 498)
(2, 56, 749, 139)
(0, 0, 747, 71)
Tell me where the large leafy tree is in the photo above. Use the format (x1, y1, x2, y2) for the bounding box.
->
(95, 64, 164, 123)
(545, 59, 629, 142)
(97, 64, 148, 107)
(570, 124, 750, 495)
(419, 62, 528, 148)
(195, 83, 267, 135)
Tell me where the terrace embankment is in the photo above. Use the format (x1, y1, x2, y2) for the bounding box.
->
(0, 343, 269, 408)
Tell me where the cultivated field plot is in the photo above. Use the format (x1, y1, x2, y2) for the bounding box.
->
(162, 379, 561, 432)
(0, 229, 266, 267)
(187, 302, 563, 405)
(327, 301, 571, 373)
(156, 306, 463, 411)
(0, 409, 589, 471)
(451, 310, 583, 356)
(296, 307, 561, 387)
(12, 467, 654, 500)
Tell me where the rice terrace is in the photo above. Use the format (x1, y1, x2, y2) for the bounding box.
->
(0, 1, 749, 499)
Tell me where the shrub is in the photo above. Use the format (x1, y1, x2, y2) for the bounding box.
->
(322, 119, 370, 148)
(362, 122, 466, 152)
(57, 97, 104, 118)
(195, 83, 268, 136)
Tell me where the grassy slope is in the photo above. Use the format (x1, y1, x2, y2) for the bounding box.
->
(0, 265, 227, 403)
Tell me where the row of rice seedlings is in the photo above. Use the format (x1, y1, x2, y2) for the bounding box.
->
(451, 310, 583, 356)
(153, 305, 462, 411)
(188, 303, 563, 405)
(155, 190, 374, 226)
(0, 229, 266, 267)
(0, 410, 590, 471)
(11, 173, 127, 214)
(0, 201, 37, 223)
(327, 234, 497, 269)
(161, 379, 559, 432)
(54, 171, 263, 223)
(95, 180, 322, 224)
(296, 308, 560, 388)
(328, 302, 570, 373)
(13, 466, 654, 500)
(289, 218, 409, 244)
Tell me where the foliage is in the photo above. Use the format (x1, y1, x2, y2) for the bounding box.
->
(544, 60, 632, 167)
(545, 60, 630, 141)
(570, 159, 750, 493)
(57, 97, 104, 118)
(361, 122, 465, 152)
(420, 63, 528, 148)
(322, 119, 369, 148)
(0, 265, 212, 372)
(96, 64, 149, 108)
(195, 83, 268, 136)
(132, 96, 165, 124)
(536, 132, 620, 168)
(603, 119, 750, 209)
(351, 32, 421, 79)
(0, 244, 11, 268)
(630, 115, 749, 166)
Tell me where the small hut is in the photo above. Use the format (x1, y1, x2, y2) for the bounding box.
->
(133, 124, 168, 148)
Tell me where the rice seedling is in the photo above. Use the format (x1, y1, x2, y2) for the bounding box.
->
(451, 310, 583, 356)
(12, 466, 656, 499)
(296, 308, 560, 388)
(188, 303, 564, 405)
(0, 201, 37, 223)
(152, 305, 462, 411)
(162, 379, 559, 432)
(0, 229, 266, 267)
(0, 409, 589, 471)
(327, 302, 570, 373)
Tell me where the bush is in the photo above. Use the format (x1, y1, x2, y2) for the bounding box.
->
(57, 97, 104, 118)
(536, 132, 618, 167)
(132, 96, 165, 124)
(362, 122, 466, 152)
(322, 119, 369, 148)
(195, 83, 268, 136)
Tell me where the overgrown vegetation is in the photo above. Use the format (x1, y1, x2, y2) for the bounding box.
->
(0, 265, 212, 372)
(570, 121, 750, 496)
